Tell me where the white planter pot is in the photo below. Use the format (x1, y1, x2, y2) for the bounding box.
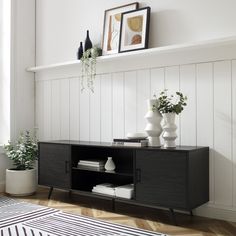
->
(5, 168, 37, 196)
(144, 99, 163, 147)
(162, 112, 177, 148)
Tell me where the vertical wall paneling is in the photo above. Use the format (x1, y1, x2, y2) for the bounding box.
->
(35, 56, 236, 219)
(136, 70, 150, 133)
(232, 60, 236, 207)
(124, 71, 137, 136)
(51, 80, 61, 140)
(79, 79, 90, 141)
(150, 68, 165, 96)
(214, 60, 232, 206)
(43, 80, 52, 140)
(69, 77, 80, 140)
(100, 74, 112, 142)
(196, 63, 214, 203)
(60, 79, 70, 140)
(112, 73, 125, 139)
(180, 64, 196, 146)
(165, 66, 180, 145)
(90, 75, 101, 142)
(36, 81, 44, 140)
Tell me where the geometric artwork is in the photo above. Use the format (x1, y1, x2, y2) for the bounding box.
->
(102, 2, 139, 55)
(119, 7, 151, 53)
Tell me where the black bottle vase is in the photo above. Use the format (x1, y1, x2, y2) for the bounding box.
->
(77, 42, 83, 60)
(85, 30, 92, 51)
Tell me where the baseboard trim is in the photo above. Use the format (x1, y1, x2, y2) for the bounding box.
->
(195, 204, 236, 222)
(0, 182, 5, 193)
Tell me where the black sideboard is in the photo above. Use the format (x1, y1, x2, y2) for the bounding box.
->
(38, 141, 209, 218)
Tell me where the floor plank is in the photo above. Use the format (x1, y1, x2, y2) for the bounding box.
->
(6, 187, 236, 236)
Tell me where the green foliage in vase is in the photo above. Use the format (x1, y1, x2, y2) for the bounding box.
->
(81, 46, 102, 93)
(4, 131, 38, 170)
(155, 89, 187, 115)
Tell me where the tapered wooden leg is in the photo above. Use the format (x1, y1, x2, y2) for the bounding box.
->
(190, 210, 193, 216)
(48, 187, 53, 199)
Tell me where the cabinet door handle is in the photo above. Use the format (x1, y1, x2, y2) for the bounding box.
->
(136, 169, 141, 183)
(65, 161, 69, 173)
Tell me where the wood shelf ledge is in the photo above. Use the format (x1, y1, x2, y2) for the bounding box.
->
(27, 36, 236, 74)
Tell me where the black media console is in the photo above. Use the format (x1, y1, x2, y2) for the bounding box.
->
(38, 141, 209, 219)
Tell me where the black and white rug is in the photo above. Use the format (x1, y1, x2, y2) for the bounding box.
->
(0, 196, 167, 236)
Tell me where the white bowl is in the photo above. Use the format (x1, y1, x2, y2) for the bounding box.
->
(126, 132, 147, 139)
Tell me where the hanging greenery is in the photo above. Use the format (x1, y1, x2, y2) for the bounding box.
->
(81, 46, 102, 93)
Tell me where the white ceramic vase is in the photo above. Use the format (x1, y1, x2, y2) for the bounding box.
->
(144, 99, 163, 147)
(5, 168, 37, 196)
(162, 112, 177, 148)
(105, 157, 116, 171)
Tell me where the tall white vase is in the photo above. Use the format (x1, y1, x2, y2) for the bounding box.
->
(144, 99, 163, 147)
(162, 112, 177, 148)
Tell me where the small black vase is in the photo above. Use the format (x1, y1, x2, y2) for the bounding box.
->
(85, 30, 92, 52)
(77, 42, 83, 60)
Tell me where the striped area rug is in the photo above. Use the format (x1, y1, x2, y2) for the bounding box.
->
(0, 196, 167, 236)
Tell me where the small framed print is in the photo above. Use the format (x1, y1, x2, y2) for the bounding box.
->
(119, 7, 151, 53)
(102, 2, 139, 56)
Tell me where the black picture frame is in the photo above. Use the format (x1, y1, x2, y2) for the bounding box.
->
(118, 7, 151, 53)
(102, 2, 139, 56)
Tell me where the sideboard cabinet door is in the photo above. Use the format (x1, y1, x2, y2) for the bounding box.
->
(39, 143, 71, 189)
(135, 150, 187, 209)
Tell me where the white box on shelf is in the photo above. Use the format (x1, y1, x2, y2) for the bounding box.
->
(115, 184, 134, 199)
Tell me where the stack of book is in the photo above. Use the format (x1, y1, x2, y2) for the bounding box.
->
(92, 183, 116, 196)
(112, 138, 148, 147)
(77, 159, 105, 171)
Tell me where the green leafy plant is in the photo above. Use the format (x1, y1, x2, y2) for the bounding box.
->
(156, 89, 187, 115)
(81, 46, 102, 92)
(4, 131, 38, 170)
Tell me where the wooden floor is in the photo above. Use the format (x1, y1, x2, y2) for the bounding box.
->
(9, 187, 236, 236)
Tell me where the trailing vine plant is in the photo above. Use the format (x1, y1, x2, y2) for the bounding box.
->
(81, 46, 102, 93)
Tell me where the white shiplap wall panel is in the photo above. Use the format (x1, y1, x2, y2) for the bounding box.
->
(196, 63, 214, 203)
(43, 80, 52, 140)
(69, 77, 80, 140)
(36, 81, 44, 140)
(232, 60, 236, 207)
(165, 66, 180, 145)
(60, 79, 70, 140)
(79, 83, 90, 141)
(51, 80, 61, 140)
(137, 70, 150, 133)
(90, 75, 101, 142)
(124, 71, 137, 135)
(35, 43, 236, 221)
(113, 73, 125, 139)
(150, 68, 165, 96)
(214, 60, 232, 206)
(101, 74, 112, 142)
(180, 64, 196, 146)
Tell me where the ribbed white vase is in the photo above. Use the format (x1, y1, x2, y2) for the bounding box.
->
(162, 112, 177, 148)
(144, 99, 163, 147)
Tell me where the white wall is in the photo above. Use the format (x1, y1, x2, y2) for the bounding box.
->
(0, 0, 35, 192)
(36, 0, 236, 65)
(34, 40, 236, 222)
(33, 0, 236, 222)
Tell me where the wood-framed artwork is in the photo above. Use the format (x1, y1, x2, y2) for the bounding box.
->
(119, 7, 151, 53)
(102, 2, 139, 56)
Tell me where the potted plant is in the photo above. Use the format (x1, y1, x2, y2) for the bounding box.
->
(81, 46, 102, 93)
(4, 131, 38, 196)
(156, 90, 187, 148)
